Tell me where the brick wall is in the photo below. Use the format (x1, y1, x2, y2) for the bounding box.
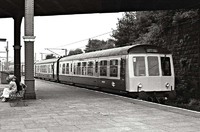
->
(156, 20, 200, 99)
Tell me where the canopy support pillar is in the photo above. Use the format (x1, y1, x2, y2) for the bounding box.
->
(23, 0, 36, 99)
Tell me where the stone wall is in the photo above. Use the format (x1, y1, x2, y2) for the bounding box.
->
(157, 20, 200, 99)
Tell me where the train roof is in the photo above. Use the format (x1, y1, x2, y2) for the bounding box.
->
(35, 58, 58, 64)
(60, 44, 171, 62)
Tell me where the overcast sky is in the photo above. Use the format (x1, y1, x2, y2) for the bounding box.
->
(0, 12, 123, 62)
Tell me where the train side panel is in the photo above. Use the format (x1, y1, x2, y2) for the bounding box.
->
(58, 56, 126, 91)
(59, 59, 99, 87)
(35, 60, 56, 81)
(97, 56, 126, 91)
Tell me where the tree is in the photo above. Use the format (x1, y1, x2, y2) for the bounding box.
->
(45, 54, 56, 59)
(112, 10, 199, 47)
(84, 39, 105, 53)
(84, 39, 116, 53)
(68, 48, 83, 56)
(112, 12, 137, 47)
(102, 39, 115, 49)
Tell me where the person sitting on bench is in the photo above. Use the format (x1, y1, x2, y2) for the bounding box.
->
(1, 75, 17, 102)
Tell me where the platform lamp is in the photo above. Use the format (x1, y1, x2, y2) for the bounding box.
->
(0, 38, 8, 71)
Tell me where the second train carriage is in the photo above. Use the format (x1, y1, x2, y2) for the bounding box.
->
(34, 44, 175, 99)
(35, 58, 58, 81)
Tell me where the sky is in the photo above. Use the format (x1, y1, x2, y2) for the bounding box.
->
(0, 12, 123, 62)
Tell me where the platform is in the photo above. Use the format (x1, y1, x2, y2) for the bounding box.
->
(0, 78, 200, 132)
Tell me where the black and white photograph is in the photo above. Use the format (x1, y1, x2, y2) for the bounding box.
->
(0, 0, 200, 131)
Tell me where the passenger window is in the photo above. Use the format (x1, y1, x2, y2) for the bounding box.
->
(87, 61, 94, 76)
(110, 59, 118, 77)
(43, 65, 47, 73)
(48, 65, 50, 73)
(66, 63, 69, 74)
(62, 64, 65, 74)
(77, 62, 81, 75)
(133, 57, 146, 76)
(82, 62, 87, 75)
(95, 61, 98, 73)
(148, 56, 159, 76)
(59, 64, 61, 74)
(54, 64, 56, 74)
(161, 57, 171, 76)
(71, 63, 73, 73)
(51, 64, 54, 74)
(100, 60, 107, 76)
(73, 63, 76, 74)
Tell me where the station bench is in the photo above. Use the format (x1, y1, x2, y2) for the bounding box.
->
(9, 83, 27, 107)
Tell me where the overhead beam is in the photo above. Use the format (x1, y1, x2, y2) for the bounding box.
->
(0, 0, 199, 18)
(0, 38, 6, 41)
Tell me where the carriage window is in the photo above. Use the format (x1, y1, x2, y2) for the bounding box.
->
(45, 65, 47, 73)
(49, 65, 52, 73)
(148, 56, 159, 76)
(54, 64, 57, 74)
(71, 63, 73, 72)
(36, 66, 39, 73)
(82, 62, 87, 75)
(62, 64, 65, 74)
(95, 61, 98, 73)
(66, 63, 69, 74)
(133, 57, 146, 76)
(51, 64, 54, 74)
(73, 63, 76, 74)
(77, 62, 81, 75)
(48, 65, 50, 73)
(110, 59, 118, 77)
(59, 64, 61, 74)
(100, 60, 107, 76)
(88, 61, 94, 76)
(161, 57, 171, 76)
(41, 65, 47, 73)
(44, 65, 46, 73)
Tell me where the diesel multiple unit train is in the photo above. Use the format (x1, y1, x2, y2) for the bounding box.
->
(34, 44, 175, 101)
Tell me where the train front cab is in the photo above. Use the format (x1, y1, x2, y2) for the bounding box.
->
(126, 46, 175, 100)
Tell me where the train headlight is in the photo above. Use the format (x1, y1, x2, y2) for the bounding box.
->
(137, 83, 143, 89)
(165, 83, 170, 89)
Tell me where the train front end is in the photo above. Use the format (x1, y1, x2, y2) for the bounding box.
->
(126, 45, 175, 101)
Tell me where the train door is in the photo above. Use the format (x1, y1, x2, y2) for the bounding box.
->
(94, 59, 99, 77)
(94, 59, 100, 88)
(67, 61, 73, 83)
(147, 55, 174, 92)
(52, 62, 55, 79)
(160, 55, 175, 91)
(127, 55, 148, 92)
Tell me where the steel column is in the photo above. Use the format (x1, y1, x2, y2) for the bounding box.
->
(13, 16, 22, 82)
(23, 0, 36, 99)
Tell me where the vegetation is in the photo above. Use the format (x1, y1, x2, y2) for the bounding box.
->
(112, 10, 199, 47)
(45, 54, 56, 59)
(68, 48, 83, 56)
(84, 39, 115, 53)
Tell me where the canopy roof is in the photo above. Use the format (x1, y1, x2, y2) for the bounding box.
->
(0, 0, 199, 18)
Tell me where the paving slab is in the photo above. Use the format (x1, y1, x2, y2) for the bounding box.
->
(0, 78, 200, 132)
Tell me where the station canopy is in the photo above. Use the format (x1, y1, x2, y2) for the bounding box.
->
(0, 0, 199, 18)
